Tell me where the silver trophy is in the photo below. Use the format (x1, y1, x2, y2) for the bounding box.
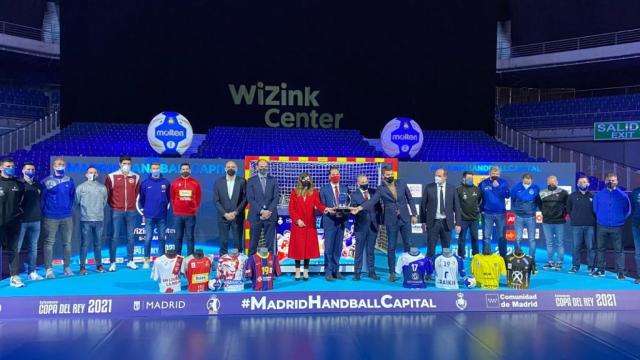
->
(335, 192, 351, 212)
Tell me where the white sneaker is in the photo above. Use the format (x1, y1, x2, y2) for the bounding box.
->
(63, 267, 74, 276)
(45, 268, 55, 279)
(10, 276, 25, 288)
(108, 263, 117, 272)
(127, 261, 138, 270)
(143, 258, 150, 269)
(29, 271, 44, 280)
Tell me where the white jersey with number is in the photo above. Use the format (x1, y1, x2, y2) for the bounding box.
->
(151, 255, 184, 293)
(217, 253, 248, 292)
(433, 254, 465, 290)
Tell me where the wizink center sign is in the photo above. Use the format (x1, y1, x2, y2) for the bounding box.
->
(228, 82, 344, 129)
(594, 121, 640, 141)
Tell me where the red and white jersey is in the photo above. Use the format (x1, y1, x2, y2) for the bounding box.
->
(180, 255, 212, 292)
(151, 255, 183, 293)
(216, 253, 248, 292)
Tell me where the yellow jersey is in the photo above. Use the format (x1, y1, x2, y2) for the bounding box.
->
(471, 253, 506, 289)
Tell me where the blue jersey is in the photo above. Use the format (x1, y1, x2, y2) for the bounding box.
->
(395, 253, 433, 288)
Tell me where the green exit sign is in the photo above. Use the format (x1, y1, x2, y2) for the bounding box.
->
(594, 121, 640, 141)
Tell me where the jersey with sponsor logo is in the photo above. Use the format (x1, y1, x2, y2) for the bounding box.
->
(216, 253, 249, 292)
(151, 254, 183, 293)
(471, 253, 506, 289)
(246, 252, 281, 291)
(180, 255, 212, 292)
(433, 253, 466, 289)
(395, 252, 433, 289)
(506, 253, 536, 289)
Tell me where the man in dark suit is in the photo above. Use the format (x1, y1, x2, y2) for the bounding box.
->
(420, 168, 462, 258)
(349, 174, 381, 281)
(354, 166, 418, 282)
(214, 160, 247, 255)
(246, 160, 280, 255)
(320, 166, 349, 281)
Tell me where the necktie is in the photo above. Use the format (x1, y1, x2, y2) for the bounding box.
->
(439, 185, 445, 215)
(334, 185, 340, 206)
(364, 190, 369, 201)
(260, 177, 266, 193)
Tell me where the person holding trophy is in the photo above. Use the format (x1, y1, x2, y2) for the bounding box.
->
(320, 166, 350, 281)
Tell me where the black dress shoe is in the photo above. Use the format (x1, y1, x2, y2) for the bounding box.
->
(303, 276, 309, 281)
(325, 274, 335, 282)
(368, 272, 380, 280)
(353, 273, 361, 281)
(389, 273, 396, 282)
(335, 272, 345, 280)
(295, 277, 301, 281)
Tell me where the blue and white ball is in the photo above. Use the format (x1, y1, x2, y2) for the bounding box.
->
(380, 117, 423, 159)
(463, 276, 477, 289)
(147, 111, 193, 155)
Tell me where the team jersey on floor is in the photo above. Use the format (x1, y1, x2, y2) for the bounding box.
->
(395, 252, 433, 289)
(506, 253, 537, 289)
(180, 255, 212, 292)
(433, 253, 466, 289)
(246, 252, 281, 291)
(151, 255, 184, 293)
(471, 253, 506, 289)
(216, 253, 249, 292)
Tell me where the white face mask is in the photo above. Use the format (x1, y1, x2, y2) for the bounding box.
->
(121, 164, 131, 173)
(523, 182, 531, 189)
(435, 176, 443, 185)
(86, 174, 97, 181)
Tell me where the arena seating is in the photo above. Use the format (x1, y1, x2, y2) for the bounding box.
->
(496, 94, 640, 129)
(0, 87, 49, 119)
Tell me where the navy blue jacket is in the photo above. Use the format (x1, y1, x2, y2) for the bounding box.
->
(593, 188, 631, 227)
(213, 175, 247, 222)
(246, 175, 279, 222)
(361, 179, 418, 226)
(138, 176, 171, 219)
(320, 182, 350, 229)
(511, 182, 540, 218)
(350, 188, 381, 232)
(631, 187, 640, 222)
(41, 175, 75, 219)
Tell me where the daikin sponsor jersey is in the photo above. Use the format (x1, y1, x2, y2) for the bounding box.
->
(216, 253, 249, 292)
(395, 252, 433, 289)
(433, 253, 466, 289)
(471, 253, 506, 289)
(506, 253, 536, 289)
(180, 255, 213, 292)
(246, 252, 281, 291)
(151, 255, 184, 293)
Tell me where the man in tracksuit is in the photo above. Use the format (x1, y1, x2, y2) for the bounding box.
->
(138, 162, 171, 267)
(1, 158, 26, 287)
(75, 166, 108, 275)
(479, 166, 510, 257)
(592, 173, 631, 280)
(41, 157, 75, 279)
(456, 171, 483, 258)
(537, 175, 569, 271)
(170, 163, 202, 256)
(511, 173, 540, 258)
(567, 175, 596, 274)
(105, 155, 140, 271)
(17, 161, 43, 281)
(631, 185, 640, 284)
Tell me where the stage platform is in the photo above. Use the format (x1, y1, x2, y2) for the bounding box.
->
(1, 250, 638, 319)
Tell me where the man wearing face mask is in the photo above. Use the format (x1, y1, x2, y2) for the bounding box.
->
(420, 168, 462, 258)
(479, 166, 510, 257)
(105, 156, 140, 271)
(456, 171, 483, 258)
(214, 160, 247, 255)
(1, 158, 26, 287)
(75, 166, 108, 275)
(348, 174, 381, 280)
(353, 166, 418, 282)
(138, 162, 171, 267)
(567, 176, 596, 274)
(41, 157, 75, 278)
(170, 163, 202, 256)
(16, 162, 44, 281)
(319, 166, 349, 281)
(592, 173, 631, 279)
(247, 160, 279, 255)
(511, 174, 540, 258)
(536, 175, 569, 271)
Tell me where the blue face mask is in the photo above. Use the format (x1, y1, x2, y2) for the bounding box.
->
(23, 170, 35, 179)
(3, 167, 15, 177)
(151, 171, 161, 178)
(464, 179, 474, 186)
(578, 183, 589, 191)
(54, 166, 65, 176)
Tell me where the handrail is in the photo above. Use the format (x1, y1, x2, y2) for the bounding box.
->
(497, 27, 640, 58)
(0, 111, 59, 155)
(0, 20, 59, 43)
(496, 85, 640, 106)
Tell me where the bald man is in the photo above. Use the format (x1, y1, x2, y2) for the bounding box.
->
(536, 175, 569, 271)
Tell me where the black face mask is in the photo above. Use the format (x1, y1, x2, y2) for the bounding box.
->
(384, 177, 394, 184)
(606, 182, 615, 189)
(490, 176, 499, 181)
(360, 184, 369, 191)
(301, 180, 311, 187)
(548, 185, 557, 191)
(227, 169, 236, 176)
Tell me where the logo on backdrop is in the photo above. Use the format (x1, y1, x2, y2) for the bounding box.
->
(381, 117, 423, 159)
(147, 112, 193, 155)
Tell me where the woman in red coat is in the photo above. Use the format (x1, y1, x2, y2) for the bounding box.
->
(289, 172, 334, 280)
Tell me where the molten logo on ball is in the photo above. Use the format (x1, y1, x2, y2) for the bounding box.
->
(381, 117, 423, 159)
(147, 112, 193, 155)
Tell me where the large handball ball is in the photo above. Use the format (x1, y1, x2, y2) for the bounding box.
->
(147, 111, 193, 155)
(380, 117, 423, 159)
(464, 276, 477, 289)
